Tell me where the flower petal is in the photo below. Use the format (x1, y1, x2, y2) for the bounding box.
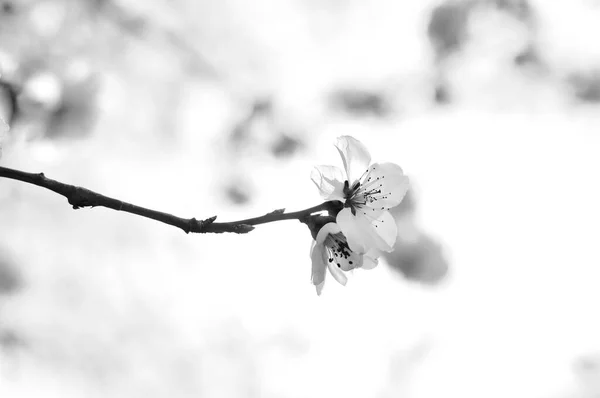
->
(315, 222, 341, 244)
(337, 251, 363, 271)
(336, 207, 369, 253)
(335, 136, 371, 184)
(359, 162, 409, 210)
(310, 241, 327, 294)
(356, 210, 397, 252)
(311, 165, 346, 201)
(326, 252, 348, 286)
(338, 207, 398, 253)
(315, 281, 325, 295)
(362, 249, 380, 270)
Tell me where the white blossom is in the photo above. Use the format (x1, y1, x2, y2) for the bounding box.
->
(310, 222, 379, 295)
(311, 136, 409, 253)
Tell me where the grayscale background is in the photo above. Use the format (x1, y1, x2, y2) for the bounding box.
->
(1, 1, 599, 397)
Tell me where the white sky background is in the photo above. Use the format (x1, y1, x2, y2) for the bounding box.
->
(1, 0, 600, 397)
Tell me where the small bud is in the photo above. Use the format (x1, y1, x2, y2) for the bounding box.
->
(267, 208, 285, 215)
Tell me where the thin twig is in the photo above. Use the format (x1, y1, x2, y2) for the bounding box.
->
(0, 166, 335, 234)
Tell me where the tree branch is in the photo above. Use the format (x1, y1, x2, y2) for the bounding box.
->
(0, 166, 337, 234)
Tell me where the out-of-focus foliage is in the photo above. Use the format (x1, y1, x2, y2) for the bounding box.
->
(569, 70, 600, 103)
(0, 249, 21, 294)
(383, 191, 448, 285)
(0, 0, 101, 141)
(329, 88, 392, 117)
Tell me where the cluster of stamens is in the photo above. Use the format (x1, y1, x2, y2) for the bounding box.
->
(324, 233, 354, 268)
(342, 166, 392, 220)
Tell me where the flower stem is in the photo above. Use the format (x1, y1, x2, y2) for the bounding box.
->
(0, 165, 334, 234)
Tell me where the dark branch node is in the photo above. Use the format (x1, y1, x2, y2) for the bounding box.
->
(186, 217, 197, 234)
(67, 187, 96, 209)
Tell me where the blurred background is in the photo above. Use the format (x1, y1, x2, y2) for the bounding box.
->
(1, 0, 600, 397)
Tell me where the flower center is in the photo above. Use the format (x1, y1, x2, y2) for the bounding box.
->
(343, 179, 362, 215)
(342, 167, 390, 215)
(323, 232, 354, 268)
(342, 180, 360, 198)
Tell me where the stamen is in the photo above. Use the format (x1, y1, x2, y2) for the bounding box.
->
(323, 232, 360, 270)
(358, 175, 383, 192)
(344, 165, 395, 212)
